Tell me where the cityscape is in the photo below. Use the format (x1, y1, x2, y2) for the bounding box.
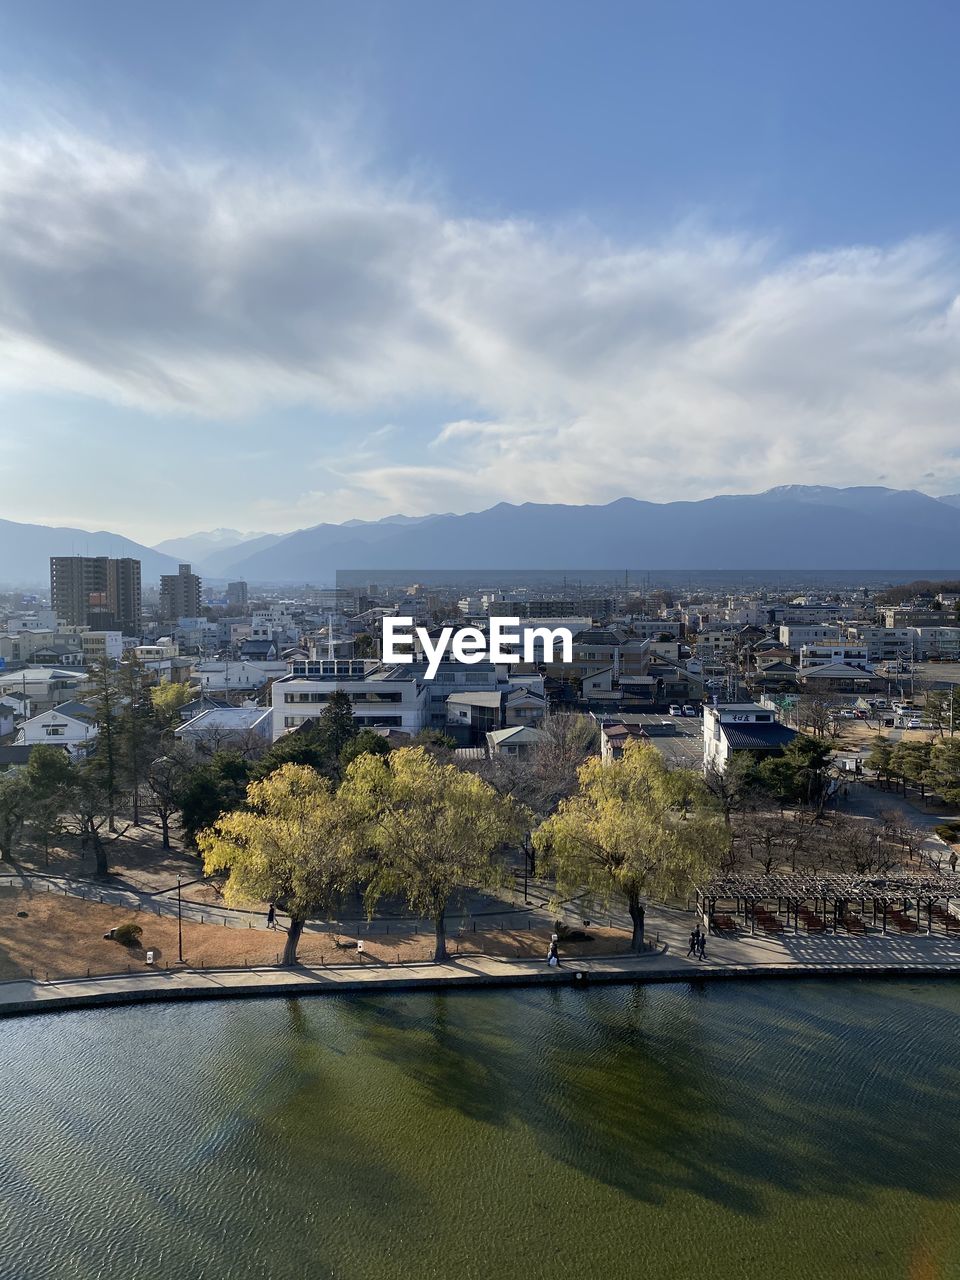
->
(2, 3, 960, 1279)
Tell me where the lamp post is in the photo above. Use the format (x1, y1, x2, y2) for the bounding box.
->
(177, 874, 184, 964)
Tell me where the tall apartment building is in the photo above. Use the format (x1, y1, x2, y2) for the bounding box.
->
(225, 580, 248, 608)
(159, 563, 202, 620)
(50, 556, 142, 635)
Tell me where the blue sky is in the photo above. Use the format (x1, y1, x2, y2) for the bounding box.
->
(1, 0, 959, 542)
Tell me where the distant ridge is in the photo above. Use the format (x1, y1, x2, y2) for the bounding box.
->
(4, 486, 960, 586)
(216, 485, 960, 579)
(0, 519, 179, 585)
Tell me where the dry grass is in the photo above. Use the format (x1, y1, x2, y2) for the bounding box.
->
(0, 886, 634, 982)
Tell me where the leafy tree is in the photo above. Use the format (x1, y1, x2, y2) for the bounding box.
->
(339, 729, 391, 771)
(890, 740, 932, 800)
(150, 681, 195, 729)
(343, 746, 523, 963)
(534, 740, 725, 951)
(252, 691, 359, 781)
(314, 690, 358, 763)
(866, 737, 895, 788)
(756, 735, 833, 814)
(412, 728, 457, 752)
(178, 751, 252, 845)
(353, 633, 376, 659)
(23, 745, 74, 859)
(928, 738, 960, 805)
(198, 764, 356, 964)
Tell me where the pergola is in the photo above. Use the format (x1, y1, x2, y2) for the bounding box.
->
(696, 872, 960, 937)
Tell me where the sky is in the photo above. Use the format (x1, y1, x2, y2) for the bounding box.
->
(1, 0, 960, 543)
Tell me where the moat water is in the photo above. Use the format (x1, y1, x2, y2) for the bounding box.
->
(1, 979, 958, 1279)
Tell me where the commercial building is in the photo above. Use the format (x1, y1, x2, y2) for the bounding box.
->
(50, 556, 142, 635)
(225, 581, 249, 608)
(703, 702, 796, 773)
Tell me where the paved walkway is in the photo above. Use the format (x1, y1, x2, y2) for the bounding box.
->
(5, 902, 960, 1020)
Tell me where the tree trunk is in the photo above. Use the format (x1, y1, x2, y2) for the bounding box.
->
(433, 906, 447, 964)
(160, 812, 170, 851)
(282, 916, 304, 965)
(91, 829, 109, 878)
(627, 889, 645, 952)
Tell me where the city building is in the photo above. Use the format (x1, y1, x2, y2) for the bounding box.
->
(50, 556, 142, 634)
(159, 563, 202, 620)
(271, 661, 428, 739)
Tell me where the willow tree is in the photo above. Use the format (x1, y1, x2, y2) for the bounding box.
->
(342, 747, 524, 963)
(198, 764, 355, 964)
(534, 740, 725, 951)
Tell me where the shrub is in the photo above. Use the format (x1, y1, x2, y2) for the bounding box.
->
(935, 822, 960, 843)
(112, 923, 143, 947)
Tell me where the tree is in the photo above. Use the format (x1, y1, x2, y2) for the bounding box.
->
(146, 750, 190, 850)
(534, 740, 726, 951)
(198, 764, 356, 964)
(66, 758, 128, 876)
(0, 769, 30, 862)
(150, 681, 194, 730)
(928, 738, 960, 804)
(703, 752, 761, 826)
(86, 659, 124, 831)
(252, 692, 359, 782)
(178, 751, 252, 845)
(757, 735, 833, 814)
(353, 633, 376, 659)
(117, 657, 160, 825)
(342, 747, 523, 963)
(23, 745, 74, 860)
(890, 741, 932, 800)
(473, 712, 599, 823)
(866, 736, 895, 788)
(314, 691, 358, 765)
(339, 729, 391, 771)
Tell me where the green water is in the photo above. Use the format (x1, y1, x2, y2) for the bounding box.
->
(1, 980, 959, 1280)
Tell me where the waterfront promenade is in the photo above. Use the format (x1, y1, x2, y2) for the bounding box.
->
(5, 901, 960, 1019)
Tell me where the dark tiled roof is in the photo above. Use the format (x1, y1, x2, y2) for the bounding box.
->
(721, 723, 797, 750)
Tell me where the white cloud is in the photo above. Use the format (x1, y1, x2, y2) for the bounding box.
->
(2, 128, 960, 522)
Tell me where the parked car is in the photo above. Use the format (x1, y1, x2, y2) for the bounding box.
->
(682, 704, 697, 716)
(668, 704, 682, 716)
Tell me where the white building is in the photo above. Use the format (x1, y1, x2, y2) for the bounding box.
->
(16, 701, 97, 757)
(195, 659, 288, 694)
(271, 661, 428, 740)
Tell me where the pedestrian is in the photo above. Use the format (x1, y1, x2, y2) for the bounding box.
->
(266, 902, 276, 930)
(687, 927, 700, 957)
(951, 851, 958, 874)
(547, 938, 559, 967)
(697, 933, 707, 962)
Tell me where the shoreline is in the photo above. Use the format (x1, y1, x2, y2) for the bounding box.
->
(4, 951, 960, 1020)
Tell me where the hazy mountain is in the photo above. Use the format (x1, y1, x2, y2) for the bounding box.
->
(199, 532, 286, 578)
(0, 519, 179, 586)
(938, 494, 960, 509)
(221, 486, 960, 580)
(153, 528, 269, 564)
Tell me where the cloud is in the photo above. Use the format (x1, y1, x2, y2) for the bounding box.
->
(2, 128, 960, 519)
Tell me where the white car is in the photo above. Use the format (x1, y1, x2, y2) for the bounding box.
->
(682, 704, 697, 716)
(668, 704, 682, 716)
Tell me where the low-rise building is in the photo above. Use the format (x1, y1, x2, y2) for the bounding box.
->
(16, 701, 97, 757)
(703, 702, 796, 773)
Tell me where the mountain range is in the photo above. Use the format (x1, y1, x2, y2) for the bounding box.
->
(2, 487, 959, 585)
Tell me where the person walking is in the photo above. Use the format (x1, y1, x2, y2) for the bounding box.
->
(687, 927, 700, 957)
(950, 851, 958, 874)
(697, 932, 707, 962)
(266, 902, 276, 930)
(547, 938, 560, 967)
